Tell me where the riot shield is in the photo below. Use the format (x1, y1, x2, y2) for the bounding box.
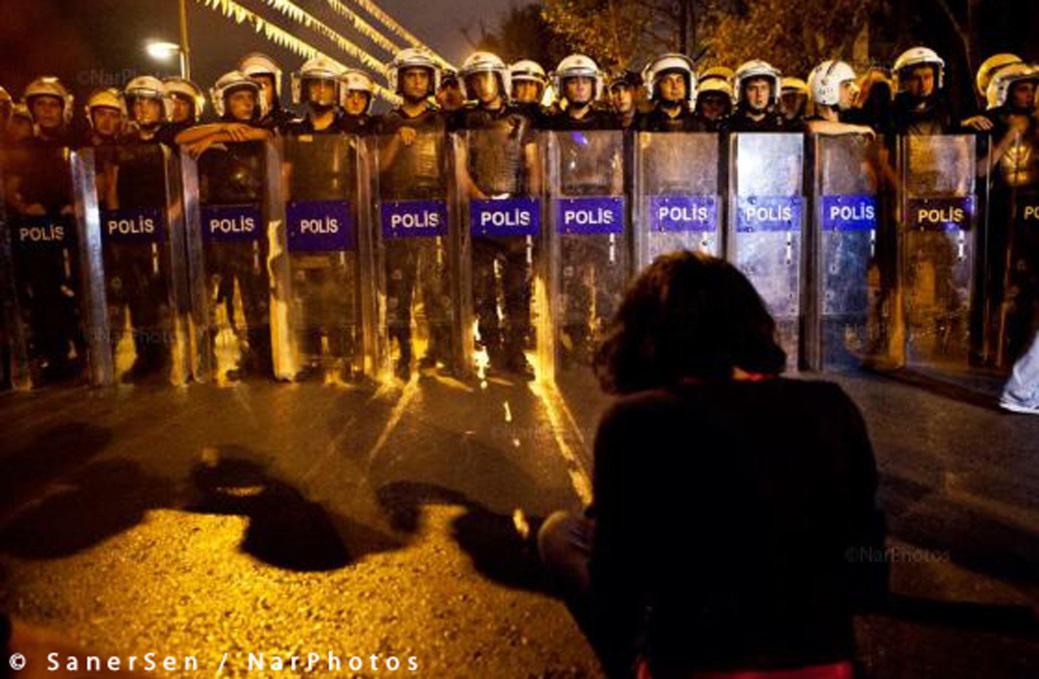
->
(992, 133, 1039, 368)
(451, 127, 546, 382)
(73, 143, 192, 386)
(279, 134, 378, 384)
(370, 128, 461, 381)
(633, 131, 722, 268)
(182, 140, 290, 383)
(0, 142, 90, 388)
(545, 130, 629, 377)
(898, 135, 977, 372)
(806, 134, 881, 371)
(727, 133, 805, 370)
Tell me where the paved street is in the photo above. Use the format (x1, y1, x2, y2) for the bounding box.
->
(0, 367, 1037, 677)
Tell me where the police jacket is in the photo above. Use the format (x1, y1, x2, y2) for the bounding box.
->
(635, 105, 711, 133)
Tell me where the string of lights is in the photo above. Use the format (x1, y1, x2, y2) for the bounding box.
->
(196, 0, 401, 105)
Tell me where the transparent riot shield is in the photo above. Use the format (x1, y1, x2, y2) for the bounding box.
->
(72, 143, 192, 386)
(806, 134, 881, 372)
(727, 133, 805, 370)
(370, 128, 461, 381)
(182, 140, 290, 383)
(278, 134, 378, 384)
(898, 135, 977, 373)
(992, 134, 1039, 368)
(633, 131, 722, 268)
(0, 143, 91, 388)
(451, 128, 546, 382)
(545, 130, 629, 378)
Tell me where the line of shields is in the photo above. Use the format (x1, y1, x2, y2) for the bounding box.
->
(0, 130, 1027, 393)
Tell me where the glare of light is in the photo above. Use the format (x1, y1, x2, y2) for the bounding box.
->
(146, 40, 181, 61)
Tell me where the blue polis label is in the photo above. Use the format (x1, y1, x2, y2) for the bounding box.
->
(12, 216, 73, 249)
(821, 195, 878, 232)
(907, 196, 975, 232)
(381, 199, 448, 240)
(470, 197, 540, 237)
(101, 208, 166, 244)
(554, 196, 625, 235)
(287, 200, 354, 252)
(648, 195, 718, 232)
(201, 204, 263, 243)
(736, 196, 804, 232)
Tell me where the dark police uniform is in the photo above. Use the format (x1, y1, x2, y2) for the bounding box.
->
(452, 102, 538, 373)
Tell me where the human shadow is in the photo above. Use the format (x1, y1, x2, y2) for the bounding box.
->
(376, 480, 551, 595)
(0, 422, 113, 518)
(186, 447, 401, 572)
(0, 457, 175, 559)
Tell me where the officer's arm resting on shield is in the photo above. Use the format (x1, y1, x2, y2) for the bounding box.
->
(806, 119, 876, 138)
(961, 114, 994, 131)
(377, 126, 417, 173)
(4, 176, 45, 216)
(174, 122, 272, 147)
(980, 116, 1028, 177)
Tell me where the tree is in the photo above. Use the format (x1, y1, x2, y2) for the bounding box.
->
(701, 0, 881, 76)
(463, 4, 570, 69)
(540, 0, 683, 71)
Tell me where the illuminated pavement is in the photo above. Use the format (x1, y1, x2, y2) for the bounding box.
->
(1, 368, 1038, 677)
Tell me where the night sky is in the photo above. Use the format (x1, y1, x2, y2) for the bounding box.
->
(0, 0, 515, 112)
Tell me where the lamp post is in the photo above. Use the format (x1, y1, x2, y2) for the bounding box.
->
(145, 0, 191, 79)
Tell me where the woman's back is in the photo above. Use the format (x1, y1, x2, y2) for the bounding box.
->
(589, 377, 886, 675)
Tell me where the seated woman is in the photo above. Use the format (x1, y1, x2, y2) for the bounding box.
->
(538, 251, 887, 679)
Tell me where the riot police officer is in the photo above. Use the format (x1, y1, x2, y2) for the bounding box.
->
(5, 77, 82, 382)
(90, 79, 173, 382)
(608, 71, 641, 129)
(81, 88, 127, 148)
(161, 76, 206, 143)
(123, 76, 169, 144)
(435, 68, 465, 113)
(780, 76, 809, 124)
(377, 48, 455, 380)
(22, 76, 75, 146)
(984, 64, 1039, 362)
(891, 46, 958, 136)
(727, 60, 797, 132)
(453, 50, 539, 378)
(285, 57, 345, 135)
(695, 66, 734, 130)
(282, 57, 366, 381)
(338, 68, 379, 135)
(542, 54, 624, 367)
(636, 53, 705, 132)
(542, 54, 619, 131)
(5, 104, 34, 145)
(239, 52, 298, 133)
(805, 60, 875, 136)
(509, 59, 549, 117)
(181, 71, 276, 380)
(976, 53, 1025, 112)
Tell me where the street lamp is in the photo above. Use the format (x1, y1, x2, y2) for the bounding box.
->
(146, 40, 188, 79)
(145, 1, 192, 79)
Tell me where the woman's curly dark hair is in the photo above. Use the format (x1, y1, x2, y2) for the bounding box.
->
(593, 250, 786, 394)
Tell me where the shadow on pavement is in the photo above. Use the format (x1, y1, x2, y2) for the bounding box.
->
(0, 458, 175, 559)
(376, 481, 551, 595)
(0, 422, 113, 519)
(187, 447, 402, 572)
